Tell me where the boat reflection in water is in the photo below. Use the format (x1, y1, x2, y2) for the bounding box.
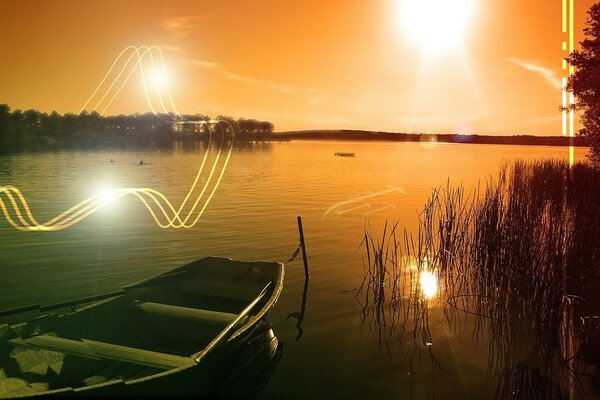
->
(192, 319, 283, 397)
(0, 257, 284, 398)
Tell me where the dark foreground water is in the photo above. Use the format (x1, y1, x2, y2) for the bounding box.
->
(0, 140, 587, 399)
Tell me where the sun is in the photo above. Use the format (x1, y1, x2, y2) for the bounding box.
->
(151, 70, 167, 87)
(399, 0, 474, 54)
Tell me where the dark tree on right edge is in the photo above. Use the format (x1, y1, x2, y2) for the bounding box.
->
(567, 2, 600, 165)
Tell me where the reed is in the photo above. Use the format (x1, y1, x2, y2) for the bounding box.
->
(358, 160, 600, 399)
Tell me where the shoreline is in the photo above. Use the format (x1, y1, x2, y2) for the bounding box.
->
(272, 129, 588, 147)
(0, 129, 589, 152)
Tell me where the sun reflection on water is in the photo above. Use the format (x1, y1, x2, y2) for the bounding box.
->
(419, 270, 438, 299)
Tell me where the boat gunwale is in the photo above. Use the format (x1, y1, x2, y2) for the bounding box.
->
(123, 258, 285, 386)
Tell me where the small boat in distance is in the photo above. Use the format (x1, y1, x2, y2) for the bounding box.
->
(0, 257, 284, 397)
(334, 152, 356, 157)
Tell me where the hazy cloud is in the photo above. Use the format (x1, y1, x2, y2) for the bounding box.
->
(492, 114, 563, 132)
(161, 16, 202, 37)
(160, 45, 183, 53)
(508, 58, 562, 90)
(392, 112, 487, 132)
(183, 58, 320, 101)
(308, 97, 326, 105)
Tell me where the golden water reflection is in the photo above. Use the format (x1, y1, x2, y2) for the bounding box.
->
(419, 270, 438, 299)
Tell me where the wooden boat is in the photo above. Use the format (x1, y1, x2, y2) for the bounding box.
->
(0, 257, 284, 398)
(334, 152, 355, 157)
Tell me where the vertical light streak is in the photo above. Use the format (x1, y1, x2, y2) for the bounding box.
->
(569, 0, 575, 166)
(569, 91, 575, 164)
(562, 0, 575, 166)
(562, 0, 568, 138)
(562, 78, 567, 137)
(562, 0, 567, 33)
(561, 4, 576, 399)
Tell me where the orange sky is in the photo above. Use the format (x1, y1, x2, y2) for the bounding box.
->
(0, 0, 596, 135)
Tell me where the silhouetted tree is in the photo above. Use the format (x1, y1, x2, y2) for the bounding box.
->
(237, 118, 257, 136)
(11, 110, 24, 137)
(0, 104, 11, 138)
(567, 2, 600, 165)
(236, 118, 274, 137)
(48, 111, 62, 132)
(216, 115, 238, 135)
(258, 121, 274, 135)
(0, 104, 273, 141)
(23, 109, 41, 131)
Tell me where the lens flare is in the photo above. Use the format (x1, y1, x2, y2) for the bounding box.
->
(419, 270, 438, 299)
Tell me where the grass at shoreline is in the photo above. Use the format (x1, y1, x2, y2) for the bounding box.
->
(359, 159, 600, 399)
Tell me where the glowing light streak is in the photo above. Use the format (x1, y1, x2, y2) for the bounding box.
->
(322, 186, 405, 220)
(562, 0, 575, 166)
(563, 0, 567, 33)
(1, 45, 235, 231)
(568, 0, 575, 166)
(562, 77, 567, 137)
(98, 46, 160, 115)
(335, 203, 371, 216)
(0, 121, 234, 231)
(362, 203, 396, 217)
(81, 46, 180, 117)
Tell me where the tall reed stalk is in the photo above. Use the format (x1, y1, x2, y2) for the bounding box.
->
(358, 160, 600, 399)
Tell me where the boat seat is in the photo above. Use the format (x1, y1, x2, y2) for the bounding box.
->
(135, 301, 249, 326)
(8, 335, 196, 370)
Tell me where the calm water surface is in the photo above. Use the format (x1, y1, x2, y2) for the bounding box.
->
(0, 140, 587, 399)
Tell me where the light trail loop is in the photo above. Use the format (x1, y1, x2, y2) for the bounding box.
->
(0, 120, 235, 231)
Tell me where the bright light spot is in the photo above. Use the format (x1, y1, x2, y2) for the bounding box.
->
(96, 188, 117, 207)
(419, 134, 438, 149)
(152, 70, 166, 87)
(420, 270, 438, 299)
(400, 0, 474, 54)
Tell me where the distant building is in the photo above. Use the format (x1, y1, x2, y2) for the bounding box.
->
(170, 121, 210, 136)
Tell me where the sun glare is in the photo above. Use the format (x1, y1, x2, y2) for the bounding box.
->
(152, 70, 167, 87)
(419, 270, 438, 299)
(96, 187, 117, 207)
(400, 0, 474, 54)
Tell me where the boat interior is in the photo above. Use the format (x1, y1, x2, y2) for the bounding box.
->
(0, 258, 282, 398)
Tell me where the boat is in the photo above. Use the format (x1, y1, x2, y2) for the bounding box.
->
(0, 256, 284, 398)
(334, 152, 355, 157)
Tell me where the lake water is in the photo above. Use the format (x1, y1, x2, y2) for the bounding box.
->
(0, 140, 587, 399)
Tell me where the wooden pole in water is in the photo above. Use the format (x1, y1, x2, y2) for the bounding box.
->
(297, 216, 310, 280)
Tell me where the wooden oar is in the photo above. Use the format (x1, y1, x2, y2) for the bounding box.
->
(192, 281, 272, 363)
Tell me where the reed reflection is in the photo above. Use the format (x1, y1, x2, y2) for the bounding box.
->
(358, 160, 600, 400)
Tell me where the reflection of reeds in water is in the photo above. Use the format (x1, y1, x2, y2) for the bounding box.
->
(358, 160, 600, 399)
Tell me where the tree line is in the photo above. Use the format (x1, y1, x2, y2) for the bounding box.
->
(0, 104, 274, 140)
(0, 105, 104, 139)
